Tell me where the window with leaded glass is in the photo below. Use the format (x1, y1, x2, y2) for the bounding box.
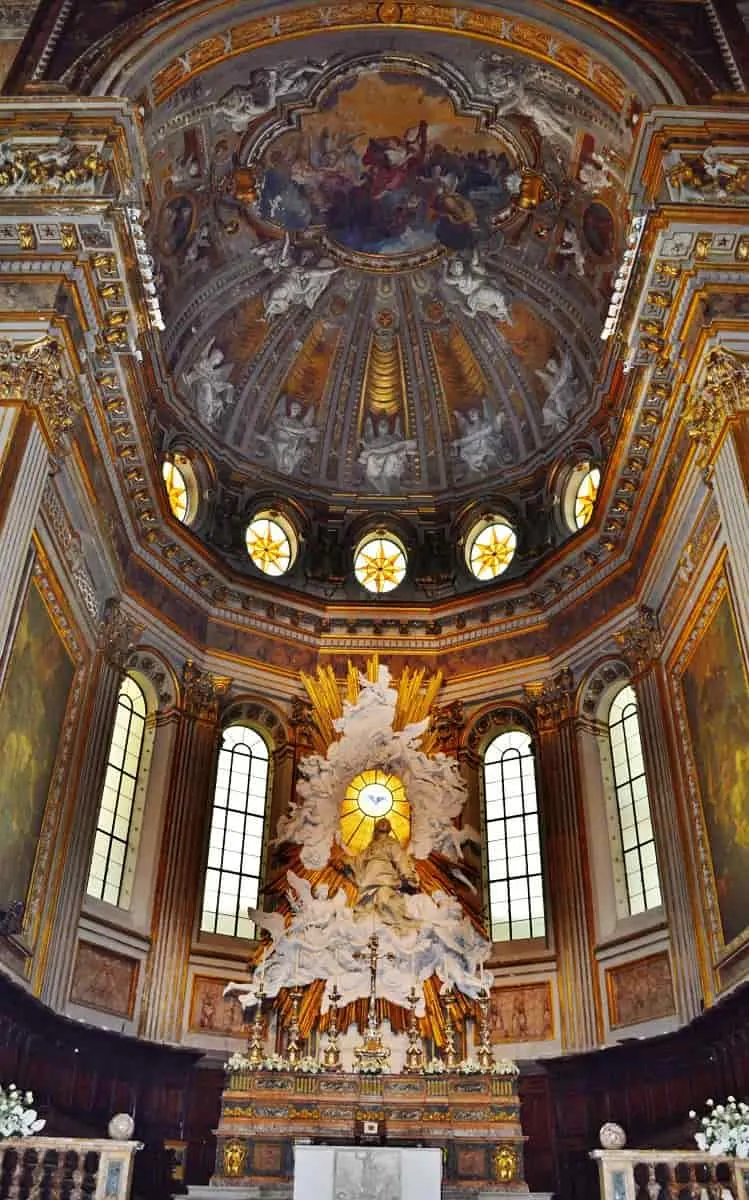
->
(483, 730, 545, 942)
(87, 675, 147, 906)
(201, 725, 270, 939)
(608, 685, 661, 915)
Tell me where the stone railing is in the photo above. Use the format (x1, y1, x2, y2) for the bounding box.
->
(0, 1137, 140, 1200)
(591, 1149, 749, 1200)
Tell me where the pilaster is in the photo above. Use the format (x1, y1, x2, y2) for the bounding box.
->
(139, 660, 230, 1043)
(615, 610, 705, 1022)
(525, 670, 600, 1051)
(39, 600, 143, 1007)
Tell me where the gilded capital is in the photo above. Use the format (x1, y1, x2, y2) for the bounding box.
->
(0, 337, 79, 452)
(429, 699, 465, 753)
(97, 597, 144, 669)
(614, 606, 660, 674)
(682, 346, 749, 466)
(182, 659, 231, 720)
(290, 695, 316, 750)
(524, 667, 575, 732)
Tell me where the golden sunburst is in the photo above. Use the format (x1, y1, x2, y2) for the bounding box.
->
(575, 467, 601, 529)
(468, 521, 516, 580)
(245, 515, 293, 576)
(354, 534, 407, 593)
(162, 460, 188, 522)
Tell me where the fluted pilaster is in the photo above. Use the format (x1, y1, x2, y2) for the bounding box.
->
(616, 610, 704, 1022)
(0, 413, 49, 658)
(139, 660, 230, 1042)
(40, 600, 143, 1007)
(525, 670, 600, 1051)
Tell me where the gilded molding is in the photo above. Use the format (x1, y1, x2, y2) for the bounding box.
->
(683, 346, 749, 466)
(524, 667, 575, 732)
(0, 141, 107, 194)
(614, 606, 660, 674)
(97, 597, 144, 669)
(181, 658, 231, 720)
(0, 338, 78, 453)
(429, 700, 465, 754)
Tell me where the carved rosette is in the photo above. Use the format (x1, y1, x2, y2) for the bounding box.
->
(0, 337, 79, 452)
(614, 607, 660, 675)
(181, 658, 231, 720)
(683, 347, 749, 466)
(97, 598, 144, 669)
(524, 668, 575, 733)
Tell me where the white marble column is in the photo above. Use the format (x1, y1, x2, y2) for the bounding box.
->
(40, 601, 143, 1008)
(527, 671, 600, 1051)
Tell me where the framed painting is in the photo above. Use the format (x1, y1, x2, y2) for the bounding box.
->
(70, 940, 139, 1019)
(606, 951, 676, 1029)
(189, 974, 249, 1036)
(489, 981, 553, 1042)
(679, 585, 749, 949)
(0, 574, 75, 911)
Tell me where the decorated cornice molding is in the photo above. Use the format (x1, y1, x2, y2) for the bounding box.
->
(0, 140, 108, 195)
(682, 346, 749, 467)
(579, 658, 630, 718)
(181, 658, 231, 721)
(613, 606, 660, 675)
(0, 336, 79, 453)
(97, 596, 144, 669)
(524, 666, 575, 732)
(466, 703, 534, 751)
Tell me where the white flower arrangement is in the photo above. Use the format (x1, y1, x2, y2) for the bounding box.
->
(354, 1062, 388, 1075)
(423, 1059, 447, 1075)
(455, 1058, 483, 1075)
(690, 1098, 749, 1157)
(0, 1084, 45, 1139)
(261, 1054, 290, 1072)
(225, 1051, 251, 1073)
(294, 1056, 322, 1074)
(491, 1059, 520, 1077)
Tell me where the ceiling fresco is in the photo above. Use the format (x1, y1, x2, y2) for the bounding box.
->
(146, 30, 630, 514)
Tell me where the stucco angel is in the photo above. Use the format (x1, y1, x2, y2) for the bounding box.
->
(442, 250, 512, 322)
(181, 338, 235, 428)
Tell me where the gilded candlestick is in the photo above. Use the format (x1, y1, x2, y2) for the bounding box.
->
(405, 984, 424, 1073)
(322, 984, 342, 1071)
(247, 981, 266, 1068)
(477, 986, 494, 1070)
(286, 986, 304, 1066)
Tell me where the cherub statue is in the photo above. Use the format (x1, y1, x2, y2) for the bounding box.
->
(181, 338, 235, 428)
(442, 249, 512, 322)
(263, 234, 340, 319)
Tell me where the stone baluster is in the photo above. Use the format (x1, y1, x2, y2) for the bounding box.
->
(526, 669, 601, 1051)
(39, 600, 143, 1007)
(615, 609, 704, 1022)
(682, 346, 749, 651)
(139, 660, 230, 1042)
(0, 337, 79, 660)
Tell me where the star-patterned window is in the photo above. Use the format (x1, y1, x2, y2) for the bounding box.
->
(245, 510, 298, 577)
(574, 467, 601, 529)
(341, 769, 410, 855)
(466, 518, 517, 581)
(162, 455, 199, 525)
(354, 531, 407, 594)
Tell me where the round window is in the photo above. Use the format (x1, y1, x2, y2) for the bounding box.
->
(465, 518, 517, 581)
(341, 769, 409, 854)
(353, 531, 407, 594)
(245, 510, 297, 576)
(573, 467, 601, 529)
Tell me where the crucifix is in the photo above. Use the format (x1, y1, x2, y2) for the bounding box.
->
(352, 931, 394, 1072)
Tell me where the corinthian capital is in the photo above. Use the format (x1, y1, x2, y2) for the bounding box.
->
(683, 346, 749, 466)
(524, 667, 575, 732)
(0, 337, 79, 452)
(182, 659, 231, 721)
(97, 598, 144, 669)
(614, 606, 660, 674)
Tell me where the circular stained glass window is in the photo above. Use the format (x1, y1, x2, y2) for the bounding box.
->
(341, 769, 410, 855)
(162, 459, 189, 523)
(245, 510, 297, 576)
(465, 519, 517, 581)
(353, 531, 407, 594)
(574, 467, 601, 529)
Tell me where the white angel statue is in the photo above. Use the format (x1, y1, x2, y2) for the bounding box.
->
(215, 61, 327, 132)
(358, 414, 417, 495)
(258, 396, 319, 474)
(453, 397, 505, 474)
(442, 250, 512, 322)
(181, 339, 235, 428)
(535, 349, 580, 436)
(474, 52, 574, 149)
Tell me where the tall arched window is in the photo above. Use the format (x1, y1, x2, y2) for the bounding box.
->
(201, 725, 270, 939)
(87, 675, 148, 907)
(483, 730, 545, 942)
(608, 685, 661, 915)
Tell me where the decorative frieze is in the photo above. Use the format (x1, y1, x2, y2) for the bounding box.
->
(0, 337, 78, 453)
(97, 598, 144, 669)
(682, 346, 749, 466)
(0, 140, 108, 194)
(181, 658, 231, 720)
(524, 667, 575, 732)
(614, 607, 660, 675)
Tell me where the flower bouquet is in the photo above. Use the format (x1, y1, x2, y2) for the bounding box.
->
(423, 1059, 447, 1075)
(0, 1084, 45, 1139)
(491, 1059, 520, 1077)
(690, 1098, 749, 1156)
(354, 1062, 387, 1075)
(456, 1058, 483, 1075)
(262, 1054, 290, 1072)
(294, 1056, 322, 1075)
(225, 1051, 251, 1073)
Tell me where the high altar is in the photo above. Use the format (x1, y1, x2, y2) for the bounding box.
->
(213, 662, 530, 1197)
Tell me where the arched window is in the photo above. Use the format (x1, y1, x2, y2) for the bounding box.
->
(483, 730, 545, 942)
(87, 675, 148, 907)
(201, 725, 270, 939)
(608, 685, 661, 915)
